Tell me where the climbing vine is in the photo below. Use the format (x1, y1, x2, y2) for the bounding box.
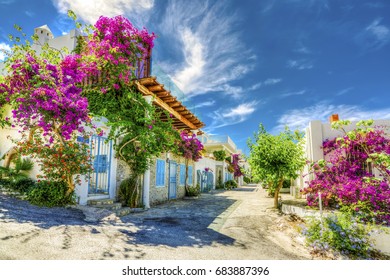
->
(77, 15, 180, 206)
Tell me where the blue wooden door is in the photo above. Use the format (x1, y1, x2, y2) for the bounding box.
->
(169, 161, 177, 199)
(207, 172, 214, 190)
(88, 135, 112, 195)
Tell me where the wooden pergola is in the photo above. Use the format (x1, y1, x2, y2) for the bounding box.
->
(135, 77, 204, 131)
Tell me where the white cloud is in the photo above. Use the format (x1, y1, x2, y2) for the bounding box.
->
(249, 83, 263, 91)
(172, 28, 206, 92)
(336, 87, 354, 96)
(222, 103, 257, 119)
(356, 18, 390, 51)
(0, 42, 11, 61)
(366, 18, 390, 42)
(25, 11, 35, 17)
(53, 0, 154, 25)
(207, 101, 259, 131)
(274, 102, 390, 132)
(287, 59, 313, 70)
(280, 90, 306, 98)
(264, 78, 282, 85)
(191, 100, 215, 109)
(294, 41, 311, 54)
(248, 78, 282, 91)
(159, 1, 254, 97)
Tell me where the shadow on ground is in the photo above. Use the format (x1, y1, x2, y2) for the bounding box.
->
(119, 193, 240, 248)
(0, 194, 88, 229)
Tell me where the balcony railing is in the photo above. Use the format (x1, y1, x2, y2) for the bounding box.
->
(135, 50, 152, 79)
(81, 48, 152, 86)
(199, 135, 237, 152)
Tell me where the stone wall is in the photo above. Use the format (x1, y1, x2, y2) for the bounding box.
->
(115, 159, 132, 187)
(149, 153, 193, 206)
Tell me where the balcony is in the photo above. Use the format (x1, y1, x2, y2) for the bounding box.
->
(199, 135, 238, 153)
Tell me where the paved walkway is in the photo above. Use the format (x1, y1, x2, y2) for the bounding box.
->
(0, 185, 314, 260)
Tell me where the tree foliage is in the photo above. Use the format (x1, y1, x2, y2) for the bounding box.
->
(213, 150, 226, 161)
(248, 124, 306, 207)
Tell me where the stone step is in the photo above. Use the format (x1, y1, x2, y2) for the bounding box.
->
(92, 202, 122, 211)
(115, 207, 132, 217)
(87, 199, 115, 206)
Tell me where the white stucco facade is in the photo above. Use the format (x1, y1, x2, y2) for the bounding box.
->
(195, 133, 245, 190)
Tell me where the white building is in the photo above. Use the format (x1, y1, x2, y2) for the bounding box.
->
(195, 134, 245, 192)
(0, 24, 204, 207)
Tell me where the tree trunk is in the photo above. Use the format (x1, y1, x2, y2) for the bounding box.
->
(3, 146, 18, 168)
(184, 158, 189, 194)
(65, 175, 75, 196)
(273, 177, 284, 208)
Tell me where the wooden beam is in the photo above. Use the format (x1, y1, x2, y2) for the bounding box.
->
(155, 90, 170, 94)
(135, 81, 198, 130)
(161, 97, 177, 103)
(156, 91, 170, 98)
(148, 84, 164, 91)
(138, 76, 157, 86)
(167, 101, 181, 107)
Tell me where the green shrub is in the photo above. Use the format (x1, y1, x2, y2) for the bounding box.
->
(243, 176, 251, 184)
(224, 180, 237, 190)
(216, 182, 225, 189)
(301, 212, 378, 259)
(186, 184, 201, 197)
(11, 178, 36, 194)
(0, 178, 11, 189)
(27, 180, 75, 207)
(213, 150, 226, 161)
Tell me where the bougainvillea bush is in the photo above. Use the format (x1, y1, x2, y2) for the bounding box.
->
(0, 12, 179, 205)
(0, 23, 97, 196)
(302, 120, 390, 225)
(177, 130, 203, 194)
(232, 153, 244, 178)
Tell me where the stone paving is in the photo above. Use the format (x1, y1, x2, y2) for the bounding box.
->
(0, 185, 315, 260)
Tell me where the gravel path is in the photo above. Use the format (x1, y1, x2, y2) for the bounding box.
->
(0, 185, 316, 260)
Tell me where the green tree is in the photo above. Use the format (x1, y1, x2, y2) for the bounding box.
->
(248, 124, 306, 208)
(213, 150, 226, 161)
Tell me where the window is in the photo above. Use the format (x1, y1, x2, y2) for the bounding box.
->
(179, 164, 186, 185)
(188, 165, 193, 185)
(156, 159, 165, 187)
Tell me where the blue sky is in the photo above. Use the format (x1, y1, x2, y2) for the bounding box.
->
(1, 0, 390, 155)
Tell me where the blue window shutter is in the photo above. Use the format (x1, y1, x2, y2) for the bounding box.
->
(180, 164, 185, 185)
(156, 159, 165, 186)
(188, 166, 193, 185)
